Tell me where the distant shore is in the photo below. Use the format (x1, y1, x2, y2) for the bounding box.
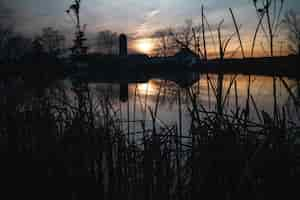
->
(84, 55, 300, 79)
(1, 55, 299, 81)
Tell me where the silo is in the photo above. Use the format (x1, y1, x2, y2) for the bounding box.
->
(119, 34, 128, 56)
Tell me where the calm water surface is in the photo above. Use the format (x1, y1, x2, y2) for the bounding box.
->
(80, 74, 300, 137)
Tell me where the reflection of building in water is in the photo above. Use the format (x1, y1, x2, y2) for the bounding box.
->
(120, 83, 129, 102)
(119, 34, 128, 102)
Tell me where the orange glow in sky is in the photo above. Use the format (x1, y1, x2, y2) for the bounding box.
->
(134, 38, 155, 55)
(131, 33, 289, 58)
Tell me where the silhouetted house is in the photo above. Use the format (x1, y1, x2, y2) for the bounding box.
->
(150, 48, 200, 67)
(173, 48, 200, 66)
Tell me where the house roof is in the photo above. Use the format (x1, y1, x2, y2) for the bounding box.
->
(174, 48, 199, 58)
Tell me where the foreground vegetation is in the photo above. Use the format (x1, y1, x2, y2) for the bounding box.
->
(1, 72, 299, 200)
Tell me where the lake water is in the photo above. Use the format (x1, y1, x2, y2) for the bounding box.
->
(75, 73, 300, 142)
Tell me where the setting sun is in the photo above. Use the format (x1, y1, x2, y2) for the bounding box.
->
(135, 38, 155, 54)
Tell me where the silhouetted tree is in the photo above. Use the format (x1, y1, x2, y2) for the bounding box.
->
(284, 9, 300, 56)
(96, 30, 118, 55)
(169, 19, 203, 58)
(0, 25, 13, 62)
(0, 24, 32, 63)
(0, 2, 14, 62)
(38, 27, 65, 57)
(66, 0, 88, 57)
(153, 28, 175, 57)
(32, 36, 45, 56)
(6, 35, 32, 62)
(170, 19, 194, 50)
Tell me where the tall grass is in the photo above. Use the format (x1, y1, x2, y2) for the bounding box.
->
(1, 70, 298, 200)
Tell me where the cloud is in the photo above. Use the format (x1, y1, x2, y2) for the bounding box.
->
(134, 9, 161, 38)
(2, 0, 299, 43)
(146, 9, 160, 19)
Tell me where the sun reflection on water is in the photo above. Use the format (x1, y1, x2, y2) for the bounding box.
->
(137, 82, 157, 96)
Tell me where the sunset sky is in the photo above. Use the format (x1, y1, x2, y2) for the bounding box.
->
(1, 0, 300, 56)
